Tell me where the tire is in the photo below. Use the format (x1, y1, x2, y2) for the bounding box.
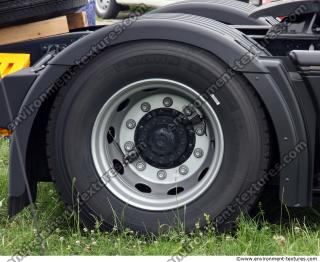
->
(46, 41, 271, 233)
(0, 0, 88, 28)
(95, 0, 120, 19)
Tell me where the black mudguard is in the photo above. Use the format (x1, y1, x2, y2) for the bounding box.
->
(150, 0, 278, 25)
(4, 13, 312, 215)
(249, 0, 320, 18)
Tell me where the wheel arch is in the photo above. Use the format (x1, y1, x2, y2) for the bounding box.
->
(8, 14, 308, 216)
(149, 0, 278, 26)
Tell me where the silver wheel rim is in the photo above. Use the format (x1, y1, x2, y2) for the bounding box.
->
(96, 0, 111, 13)
(91, 79, 224, 211)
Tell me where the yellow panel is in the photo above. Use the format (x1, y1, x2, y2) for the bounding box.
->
(0, 128, 12, 137)
(0, 53, 30, 78)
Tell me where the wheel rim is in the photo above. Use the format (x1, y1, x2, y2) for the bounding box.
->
(91, 79, 224, 211)
(96, 0, 111, 13)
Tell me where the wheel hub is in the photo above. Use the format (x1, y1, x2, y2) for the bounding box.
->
(135, 108, 196, 169)
(96, 0, 110, 12)
(91, 79, 224, 211)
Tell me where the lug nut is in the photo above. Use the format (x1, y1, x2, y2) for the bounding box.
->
(126, 119, 136, 129)
(124, 141, 135, 152)
(179, 165, 189, 175)
(141, 102, 151, 112)
(194, 148, 204, 158)
(183, 106, 193, 117)
(136, 161, 146, 171)
(195, 127, 205, 136)
(157, 170, 167, 180)
(163, 97, 173, 107)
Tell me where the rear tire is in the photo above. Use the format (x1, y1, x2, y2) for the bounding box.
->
(47, 41, 271, 233)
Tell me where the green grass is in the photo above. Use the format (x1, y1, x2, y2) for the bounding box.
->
(0, 138, 320, 256)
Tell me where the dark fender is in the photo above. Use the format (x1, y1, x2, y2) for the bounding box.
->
(7, 13, 310, 215)
(244, 59, 315, 207)
(149, 0, 278, 25)
(249, 0, 320, 18)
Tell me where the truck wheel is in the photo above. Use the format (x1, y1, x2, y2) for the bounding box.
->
(47, 41, 271, 233)
(95, 0, 120, 19)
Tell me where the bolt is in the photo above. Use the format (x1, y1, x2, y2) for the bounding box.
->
(157, 170, 167, 180)
(136, 161, 146, 171)
(163, 97, 173, 107)
(126, 119, 136, 129)
(195, 127, 205, 136)
(124, 141, 135, 152)
(141, 102, 151, 112)
(194, 148, 204, 158)
(183, 106, 193, 117)
(179, 165, 189, 175)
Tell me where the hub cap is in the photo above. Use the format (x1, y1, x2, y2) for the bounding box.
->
(135, 108, 196, 169)
(91, 79, 224, 211)
(96, 0, 111, 12)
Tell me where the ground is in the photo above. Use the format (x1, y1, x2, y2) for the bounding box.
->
(0, 138, 320, 256)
